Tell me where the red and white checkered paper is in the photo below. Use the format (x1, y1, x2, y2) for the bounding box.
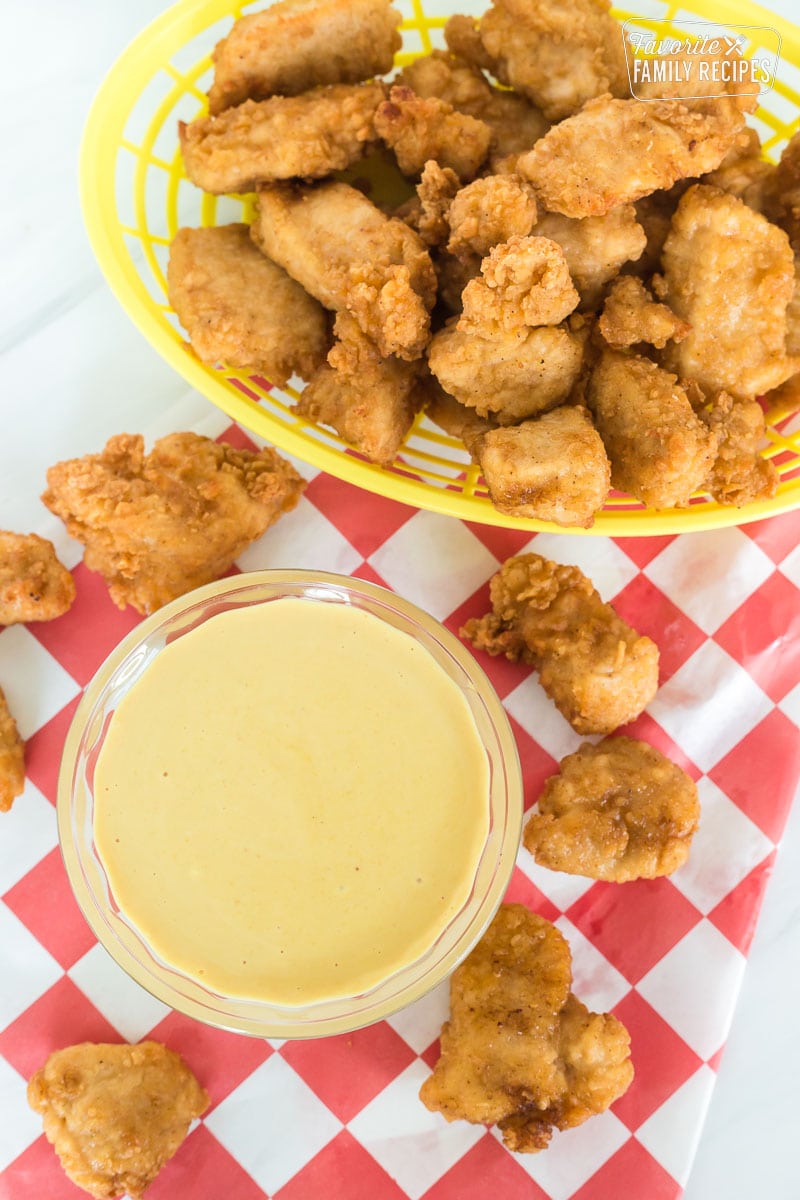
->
(1, 420, 799, 1200)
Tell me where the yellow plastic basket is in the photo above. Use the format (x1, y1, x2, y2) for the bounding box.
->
(81, 0, 800, 535)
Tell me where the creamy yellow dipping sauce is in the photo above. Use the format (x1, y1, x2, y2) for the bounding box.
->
(94, 598, 490, 1006)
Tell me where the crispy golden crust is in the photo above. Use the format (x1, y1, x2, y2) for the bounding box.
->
(518, 94, 747, 219)
(0, 531, 75, 626)
(532, 205, 646, 309)
(0, 686, 25, 813)
(598, 275, 690, 350)
(207, 0, 401, 113)
(476, 0, 629, 122)
(474, 407, 610, 528)
(168, 225, 329, 385)
(180, 84, 383, 192)
(419, 904, 633, 1152)
(657, 184, 800, 400)
(587, 349, 718, 509)
(461, 552, 659, 734)
(297, 312, 419, 465)
(524, 736, 700, 881)
(27, 1041, 208, 1199)
(406, 160, 461, 248)
(459, 236, 579, 333)
(42, 433, 305, 616)
(253, 182, 436, 361)
(763, 130, 800, 252)
(446, 175, 537, 262)
(699, 392, 778, 506)
(375, 86, 491, 182)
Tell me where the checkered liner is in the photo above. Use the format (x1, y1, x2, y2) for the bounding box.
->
(1, 418, 798, 1200)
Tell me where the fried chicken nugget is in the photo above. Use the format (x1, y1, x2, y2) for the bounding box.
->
(374, 86, 491, 182)
(297, 311, 420, 465)
(598, 275, 690, 350)
(517, 94, 748, 219)
(252, 181, 436, 361)
(459, 235, 579, 333)
(699, 392, 778, 507)
(0, 530, 75, 625)
(656, 184, 800, 399)
(419, 904, 633, 1152)
(461, 552, 659, 734)
(763, 130, 800, 252)
(406, 160, 461, 248)
(207, 0, 401, 114)
(524, 736, 700, 881)
(28, 1041, 208, 1199)
(180, 84, 384, 193)
(168, 225, 329, 385)
(587, 349, 718, 509)
(0, 686, 25, 813)
(474, 406, 610, 527)
(42, 433, 305, 616)
(461, 0, 629, 122)
(446, 174, 537, 261)
(532, 205, 646, 308)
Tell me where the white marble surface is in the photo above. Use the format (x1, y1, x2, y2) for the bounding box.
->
(0, 3, 798, 1197)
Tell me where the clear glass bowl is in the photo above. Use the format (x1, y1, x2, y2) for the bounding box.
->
(58, 570, 523, 1038)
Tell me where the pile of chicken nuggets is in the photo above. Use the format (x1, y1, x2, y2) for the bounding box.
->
(169, 0, 800, 527)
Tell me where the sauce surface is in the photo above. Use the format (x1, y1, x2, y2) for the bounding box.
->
(94, 598, 490, 1005)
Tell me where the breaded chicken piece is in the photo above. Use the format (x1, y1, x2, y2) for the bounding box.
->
(253, 182, 436, 361)
(598, 275, 690, 350)
(180, 84, 383, 193)
(587, 349, 717, 509)
(461, 552, 659, 734)
(474, 406, 611, 527)
(524, 737, 700, 881)
(374, 86, 491, 181)
(0, 531, 75, 625)
(419, 904, 633, 1152)
(433, 249, 481, 314)
(0, 686, 25, 813)
(428, 321, 583, 424)
(42, 433, 305, 616)
(518, 94, 748, 219)
(422, 379, 495, 456)
(446, 175, 537, 261)
(656, 184, 799, 399)
(207, 0, 401, 114)
(703, 127, 775, 213)
(459, 0, 629, 122)
(405, 160, 461, 247)
(532, 205, 646, 308)
(699, 392, 778, 507)
(297, 311, 419, 465)
(626, 184, 690, 279)
(168, 225, 329, 385)
(763, 130, 800, 252)
(459, 236, 579, 333)
(444, 14, 497, 73)
(28, 1042, 208, 1199)
(397, 50, 549, 163)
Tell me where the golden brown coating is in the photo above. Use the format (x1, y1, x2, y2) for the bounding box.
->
(700, 392, 778, 507)
(428, 321, 583, 424)
(0, 530, 75, 625)
(419, 904, 633, 1152)
(42, 433, 305, 616)
(167, 225, 329, 385)
(461, 552, 659, 735)
(252, 181, 436, 361)
(443, 14, 497, 73)
(468, 0, 629, 122)
(411, 160, 461, 247)
(587, 349, 718, 509)
(446, 175, 537, 261)
(207, 0, 401, 114)
(763, 130, 800, 252)
(703, 127, 775, 213)
(422, 379, 495, 456)
(297, 312, 419, 465)
(518, 94, 748, 219)
(524, 736, 700, 881)
(474, 406, 610, 527)
(180, 84, 383, 193)
(532, 205, 646, 308)
(597, 275, 691, 350)
(0, 686, 25, 813)
(459, 236, 579, 333)
(656, 184, 799, 400)
(374, 86, 491, 182)
(27, 1041, 208, 1199)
